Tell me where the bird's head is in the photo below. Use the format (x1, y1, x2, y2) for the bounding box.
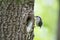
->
(35, 16, 43, 28)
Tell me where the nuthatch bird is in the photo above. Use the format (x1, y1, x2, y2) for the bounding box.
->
(26, 16, 43, 32)
(26, 16, 43, 39)
(35, 16, 43, 28)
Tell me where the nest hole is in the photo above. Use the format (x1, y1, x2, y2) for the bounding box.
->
(26, 15, 32, 26)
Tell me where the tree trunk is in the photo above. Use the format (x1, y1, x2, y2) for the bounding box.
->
(57, 9, 60, 40)
(0, 0, 34, 40)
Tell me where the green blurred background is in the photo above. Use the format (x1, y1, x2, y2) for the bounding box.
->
(34, 0, 59, 40)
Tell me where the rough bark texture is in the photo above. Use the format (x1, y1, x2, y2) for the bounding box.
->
(0, 0, 34, 40)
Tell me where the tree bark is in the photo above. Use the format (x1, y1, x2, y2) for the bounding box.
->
(0, 0, 34, 40)
(57, 9, 60, 40)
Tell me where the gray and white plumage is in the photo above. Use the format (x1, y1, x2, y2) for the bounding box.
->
(35, 16, 43, 27)
(26, 16, 43, 32)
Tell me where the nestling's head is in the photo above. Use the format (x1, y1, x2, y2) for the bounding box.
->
(35, 16, 43, 27)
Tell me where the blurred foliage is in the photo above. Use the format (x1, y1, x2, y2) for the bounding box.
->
(34, 0, 59, 40)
